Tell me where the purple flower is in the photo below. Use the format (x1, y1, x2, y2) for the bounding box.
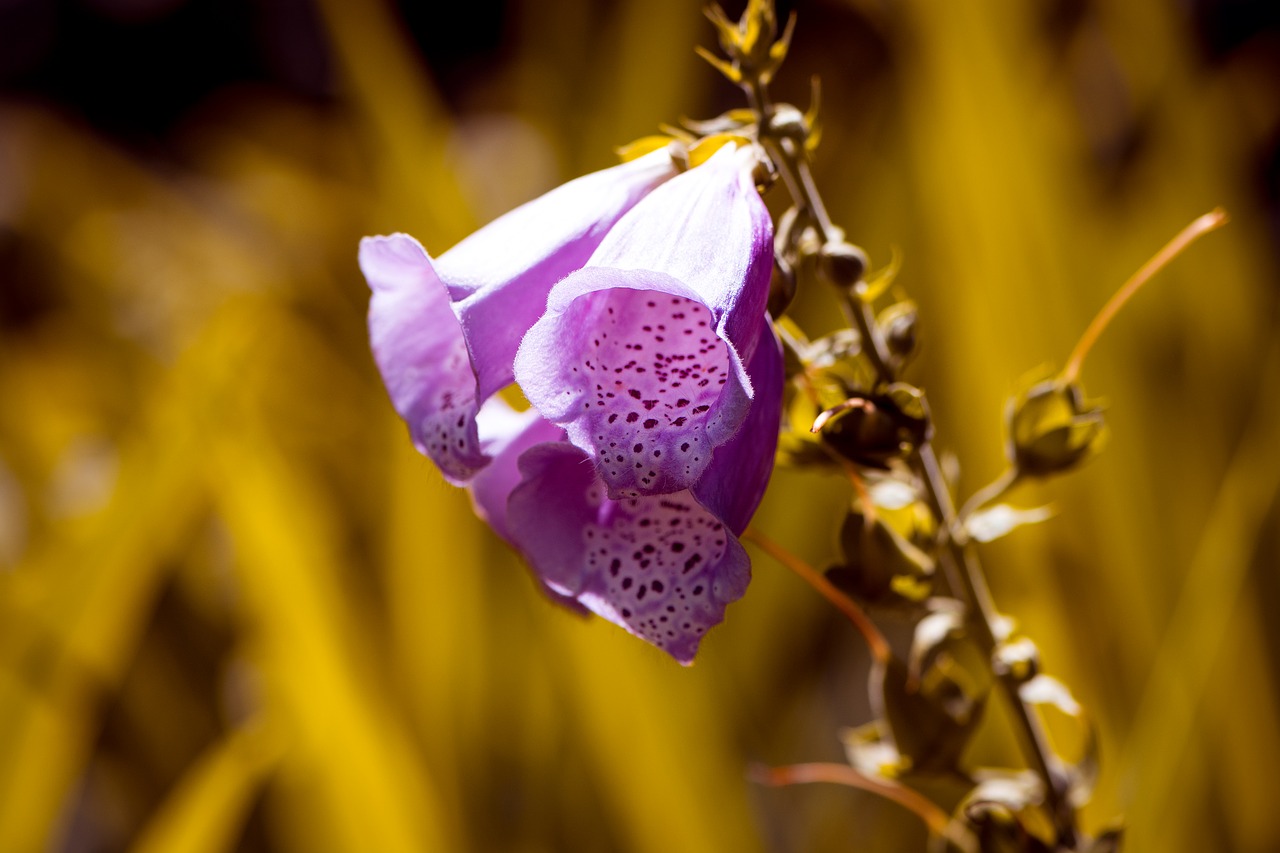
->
(362, 142, 782, 662)
(514, 145, 773, 498)
(470, 332, 782, 664)
(361, 148, 678, 484)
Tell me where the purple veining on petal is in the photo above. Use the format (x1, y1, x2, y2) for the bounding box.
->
(362, 233, 486, 483)
(507, 442, 752, 665)
(361, 149, 675, 484)
(514, 144, 773, 499)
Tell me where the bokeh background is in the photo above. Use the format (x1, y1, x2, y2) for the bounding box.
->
(1, 0, 1277, 850)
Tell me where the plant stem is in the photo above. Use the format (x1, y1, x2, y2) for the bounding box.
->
(751, 762, 977, 853)
(754, 74, 1081, 846)
(1062, 208, 1228, 384)
(956, 467, 1022, 530)
(744, 527, 891, 665)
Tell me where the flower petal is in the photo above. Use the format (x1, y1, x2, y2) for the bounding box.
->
(507, 443, 751, 664)
(446, 147, 678, 401)
(362, 149, 676, 483)
(515, 145, 773, 498)
(691, 320, 784, 537)
(467, 398, 565, 544)
(466, 398, 589, 613)
(362, 233, 486, 483)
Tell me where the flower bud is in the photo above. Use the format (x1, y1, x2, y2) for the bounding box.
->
(830, 509, 935, 603)
(879, 300, 919, 366)
(1006, 379, 1106, 478)
(817, 239, 868, 291)
(813, 384, 930, 468)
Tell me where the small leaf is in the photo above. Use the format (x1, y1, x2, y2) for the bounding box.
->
(681, 109, 758, 135)
(616, 135, 673, 162)
(965, 503, 1054, 543)
(686, 133, 750, 166)
(803, 75, 823, 154)
(867, 474, 918, 510)
(1019, 674, 1081, 716)
(907, 600, 966, 688)
(840, 720, 909, 778)
(694, 46, 741, 84)
(703, 4, 740, 54)
(1018, 674, 1099, 805)
(992, 636, 1040, 683)
(858, 246, 902, 302)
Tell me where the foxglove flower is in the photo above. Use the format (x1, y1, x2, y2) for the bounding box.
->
(363, 142, 782, 662)
(361, 148, 678, 483)
(470, 331, 783, 664)
(514, 144, 773, 498)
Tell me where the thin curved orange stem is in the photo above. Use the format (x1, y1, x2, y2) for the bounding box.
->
(743, 527, 890, 664)
(751, 762, 976, 853)
(1063, 208, 1229, 384)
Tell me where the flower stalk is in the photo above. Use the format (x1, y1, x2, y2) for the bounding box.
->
(699, 1, 1227, 848)
(745, 50, 1080, 836)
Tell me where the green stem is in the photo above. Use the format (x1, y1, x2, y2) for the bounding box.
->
(956, 467, 1022, 530)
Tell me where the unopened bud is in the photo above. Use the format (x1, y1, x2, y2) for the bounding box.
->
(813, 384, 930, 468)
(879, 301, 919, 365)
(1006, 380, 1106, 477)
(817, 240, 868, 291)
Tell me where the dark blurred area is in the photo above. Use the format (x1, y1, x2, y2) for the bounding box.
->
(1, 1, 1278, 852)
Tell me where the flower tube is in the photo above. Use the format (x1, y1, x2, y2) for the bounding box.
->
(361, 148, 677, 483)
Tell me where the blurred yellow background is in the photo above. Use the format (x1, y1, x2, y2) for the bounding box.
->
(1, 0, 1277, 850)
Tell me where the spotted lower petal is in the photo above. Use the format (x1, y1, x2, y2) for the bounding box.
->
(507, 442, 751, 665)
(515, 270, 749, 498)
